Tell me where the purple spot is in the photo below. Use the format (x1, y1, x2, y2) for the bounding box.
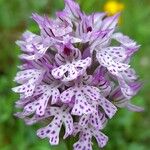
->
(64, 46, 71, 56)
(87, 26, 92, 32)
(51, 130, 56, 134)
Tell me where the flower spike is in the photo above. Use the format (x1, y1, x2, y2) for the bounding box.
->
(13, 0, 142, 149)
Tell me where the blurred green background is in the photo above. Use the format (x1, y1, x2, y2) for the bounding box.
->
(0, 0, 150, 150)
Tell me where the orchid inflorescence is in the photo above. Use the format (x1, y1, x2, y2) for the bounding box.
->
(12, 0, 143, 149)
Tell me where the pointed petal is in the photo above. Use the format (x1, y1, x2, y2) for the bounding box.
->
(93, 13, 106, 30)
(127, 103, 144, 112)
(32, 13, 44, 27)
(101, 13, 120, 30)
(64, 0, 81, 19)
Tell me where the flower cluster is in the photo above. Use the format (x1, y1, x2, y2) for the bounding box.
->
(13, 0, 143, 149)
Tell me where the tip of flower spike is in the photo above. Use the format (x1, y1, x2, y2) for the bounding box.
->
(31, 13, 38, 19)
(32, 13, 44, 25)
(64, 0, 81, 19)
(101, 13, 120, 30)
(111, 12, 121, 23)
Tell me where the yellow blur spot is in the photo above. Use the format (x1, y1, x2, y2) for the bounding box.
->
(104, 0, 125, 16)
